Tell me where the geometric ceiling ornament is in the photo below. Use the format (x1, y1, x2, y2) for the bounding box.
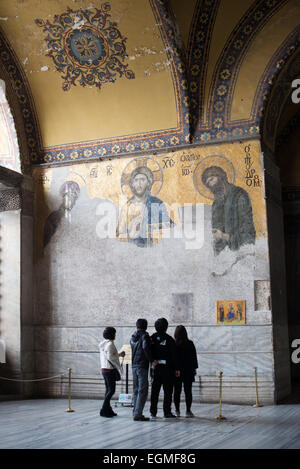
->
(35, 3, 135, 91)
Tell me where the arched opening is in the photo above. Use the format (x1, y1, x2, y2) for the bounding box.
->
(261, 48, 300, 395)
(0, 79, 34, 398)
(277, 110, 300, 388)
(0, 79, 21, 173)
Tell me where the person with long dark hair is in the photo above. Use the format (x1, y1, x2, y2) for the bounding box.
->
(99, 327, 125, 418)
(173, 325, 198, 418)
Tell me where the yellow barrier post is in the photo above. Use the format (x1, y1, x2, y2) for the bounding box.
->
(253, 367, 263, 408)
(65, 368, 75, 413)
(216, 371, 226, 420)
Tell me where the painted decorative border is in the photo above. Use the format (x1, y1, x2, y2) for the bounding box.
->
(0, 0, 299, 167)
(186, 0, 220, 137)
(193, 0, 289, 143)
(36, 0, 190, 165)
(0, 88, 20, 172)
(0, 1, 190, 166)
(0, 26, 41, 168)
(259, 27, 300, 151)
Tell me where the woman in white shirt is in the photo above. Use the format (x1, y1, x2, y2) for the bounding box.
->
(99, 327, 125, 417)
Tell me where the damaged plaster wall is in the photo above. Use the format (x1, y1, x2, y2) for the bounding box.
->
(32, 140, 282, 404)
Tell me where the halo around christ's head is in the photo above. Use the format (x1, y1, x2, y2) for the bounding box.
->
(121, 157, 164, 198)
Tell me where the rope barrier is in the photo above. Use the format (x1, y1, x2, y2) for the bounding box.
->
(0, 372, 66, 382)
(0, 369, 75, 413)
(0, 368, 264, 416)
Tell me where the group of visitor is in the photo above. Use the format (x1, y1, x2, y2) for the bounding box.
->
(99, 318, 198, 421)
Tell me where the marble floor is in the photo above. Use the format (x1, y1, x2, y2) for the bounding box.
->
(1, 398, 300, 449)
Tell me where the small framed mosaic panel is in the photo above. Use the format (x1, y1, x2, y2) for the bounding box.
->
(216, 300, 246, 325)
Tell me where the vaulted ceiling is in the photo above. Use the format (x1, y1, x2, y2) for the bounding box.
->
(0, 0, 299, 171)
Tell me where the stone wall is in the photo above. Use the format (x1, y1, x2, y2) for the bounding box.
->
(31, 140, 287, 404)
(264, 154, 291, 402)
(0, 170, 34, 396)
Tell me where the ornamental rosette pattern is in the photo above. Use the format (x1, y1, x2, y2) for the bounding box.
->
(35, 3, 135, 91)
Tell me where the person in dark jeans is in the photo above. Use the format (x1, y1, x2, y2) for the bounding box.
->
(102, 370, 117, 417)
(173, 325, 198, 418)
(150, 318, 180, 419)
(99, 327, 125, 418)
(130, 318, 153, 421)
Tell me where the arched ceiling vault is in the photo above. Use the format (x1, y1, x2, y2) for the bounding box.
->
(261, 41, 300, 153)
(0, 0, 299, 170)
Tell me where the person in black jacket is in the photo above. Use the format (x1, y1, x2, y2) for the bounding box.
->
(173, 325, 198, 418)
(150, 318, 180, 419)
(130, 318, 153, 421)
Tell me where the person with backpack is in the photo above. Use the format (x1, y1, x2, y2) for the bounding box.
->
(130, 318, 153, 421)
(150, 318, 180, 420)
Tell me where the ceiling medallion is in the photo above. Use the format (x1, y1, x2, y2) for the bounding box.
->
(35, 3, 135, 91)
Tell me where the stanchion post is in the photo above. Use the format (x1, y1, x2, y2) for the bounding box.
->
(65, 368, 75, 413)
(216, 371, 226, 420)
(126, 363, 129, 394)
(253, 367, 263, 408)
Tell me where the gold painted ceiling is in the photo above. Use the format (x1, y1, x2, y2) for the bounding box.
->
(0, 0, 299, 169)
